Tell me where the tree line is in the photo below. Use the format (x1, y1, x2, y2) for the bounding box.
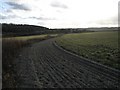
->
(1, 23, 92, 37)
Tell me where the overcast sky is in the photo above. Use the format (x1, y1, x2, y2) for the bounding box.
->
(0, 0, 119, 28)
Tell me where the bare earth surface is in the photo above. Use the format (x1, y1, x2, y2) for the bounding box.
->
(14, 39, 120, 88)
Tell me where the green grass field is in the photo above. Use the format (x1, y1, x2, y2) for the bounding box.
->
(56, 31, 119, 70)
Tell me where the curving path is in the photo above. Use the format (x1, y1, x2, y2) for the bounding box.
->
(14, 38, 120, 88)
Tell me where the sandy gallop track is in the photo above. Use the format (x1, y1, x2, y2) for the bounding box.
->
(14, 39, 119, 88)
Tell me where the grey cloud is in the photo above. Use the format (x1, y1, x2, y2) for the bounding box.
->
(51, 1, 68, 9)
(0, 14, 19, 19)
(37, 22, 45, 25)
(118, 2, 120, 23)
(6, 9, 12, 13)
(6, 2, 31, 11)
(29, 16, 56, 20)
(0, 15, 7, 19)
(97, 16, 118, 25)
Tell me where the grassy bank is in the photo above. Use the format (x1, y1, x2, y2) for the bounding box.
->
(56, 31, 119, 70)
(2, 34, 57, 88)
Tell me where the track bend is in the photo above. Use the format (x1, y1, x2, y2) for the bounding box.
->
(14, 39, 120, 88)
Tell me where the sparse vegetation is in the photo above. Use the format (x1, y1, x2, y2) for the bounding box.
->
(56, 31, 119, 70)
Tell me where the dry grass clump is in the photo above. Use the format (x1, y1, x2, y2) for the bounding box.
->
(2, 39, 28, 88)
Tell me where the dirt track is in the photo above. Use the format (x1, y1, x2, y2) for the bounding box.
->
(14, 39, 120, 88)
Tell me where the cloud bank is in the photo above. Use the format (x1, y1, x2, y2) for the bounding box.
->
(0, 0, 119, 28)
(51, 1, 68, 9)
(6, 1, 31, 11)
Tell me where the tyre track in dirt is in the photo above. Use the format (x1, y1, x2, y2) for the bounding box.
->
(44, 40, 119, 88)
(14, 38, 120, 88)
(51, 44, 119, 87)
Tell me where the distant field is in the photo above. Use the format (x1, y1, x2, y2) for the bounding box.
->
(56, 31, 119, 70)
(3, 34, 47, 40)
